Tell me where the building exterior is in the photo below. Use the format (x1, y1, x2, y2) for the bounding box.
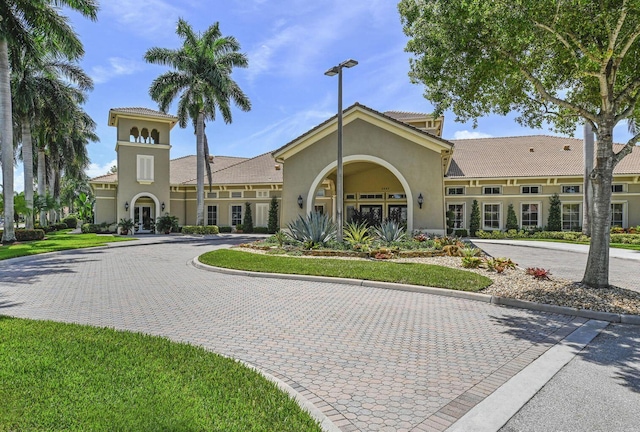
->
(90, 104, 640, 233)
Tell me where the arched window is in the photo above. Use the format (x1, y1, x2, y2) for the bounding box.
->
(141, 128, 150, 143)
(151, 129, 160, 144)
(129, 127, 140, 142)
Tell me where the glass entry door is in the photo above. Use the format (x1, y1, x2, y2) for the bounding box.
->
(134, 205, 154, 233)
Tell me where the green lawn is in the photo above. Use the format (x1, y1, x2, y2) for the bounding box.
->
(0, 230, 133, 260)
(199, 249, 492, 292)
(0, 317, 321, 432)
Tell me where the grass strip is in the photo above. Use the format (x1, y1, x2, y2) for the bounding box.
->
(0, 317, 321, 432)
(0, 230, 133, 261)
(504, 237, 640, 251)
(199, 249, 492, 292)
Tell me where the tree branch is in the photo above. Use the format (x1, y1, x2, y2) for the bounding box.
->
(608, 0, 628, 55)
(614, 95, 638, 123)
(502, 51, 599, 123)
(614, 75, 640, 107)
(617, 27, 640, 62)
(533, 21, 577, 58)
(612, 131, 640, 167)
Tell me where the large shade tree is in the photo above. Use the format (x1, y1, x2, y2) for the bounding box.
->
(145, 18, 251, 226)
(0, 0, 97, 242)
(400, 0, 640, 288)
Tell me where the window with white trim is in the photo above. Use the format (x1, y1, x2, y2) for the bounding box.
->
(207, 192, 218, 199)
(256, 190, 270, 198)
(447, 204, 465, 229)
(521, 203, 540, 228)
(483, 186, 501, 195)
(316, 189, 325, 197)
(136, 155, 154, 182)
(611, 203, 624, 227)
(521, 186, 540, 194)
(562, 203, 580, 230)
(562, 185, 581, 194)
(388, 193, 407, 199)
(611, 184, 624, 193)
(447, 187, 465, 195)
(359, 193, 384, 200)
(231, 205, 242, 226)
(231, 191, 243, 198)
(207, 205, 217, 226)
(483, 204, 501, 230)
(345, 194, 356, 200)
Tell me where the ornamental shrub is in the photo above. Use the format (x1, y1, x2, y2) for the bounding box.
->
(268, 196, 279, 234)
(62, 215, 78, 229)
(51, 222, 69, 232)
(243, 202, 254, 233)
(181, 225, 219, 235)
(547, 193, 562, 231)
(218, 226, 233, 233)
(470, 199, 480, 236)
(506, 204, 519, 230)
(15, 229, 45, 241)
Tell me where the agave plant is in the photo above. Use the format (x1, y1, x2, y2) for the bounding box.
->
(343, 221, 372, 246)
(373, 220, 406, 244)
(287, 212, 337, 248)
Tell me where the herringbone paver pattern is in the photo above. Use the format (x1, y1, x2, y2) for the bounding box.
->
(0, 240, 583, 431)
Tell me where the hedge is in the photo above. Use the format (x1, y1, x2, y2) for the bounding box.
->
(15, 229, 46, 241)
(181, 225, 220, 235)
(218, 226, 233, 233)
(62, 215, 78, 229)
(81, 223, 114, 234)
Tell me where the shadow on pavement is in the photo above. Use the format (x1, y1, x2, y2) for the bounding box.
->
(0, 294, 23, 309)
(492, 312, 640, 394)
(0, 254, 100, 285)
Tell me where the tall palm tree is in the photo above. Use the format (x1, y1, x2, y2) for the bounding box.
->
(12, 50, 93, 228)
(0, 0, 97, 242)
(145, 19, 251, 225)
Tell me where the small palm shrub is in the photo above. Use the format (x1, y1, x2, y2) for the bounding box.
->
(460, 246, 482, 257)
(343, 221, 372, 247)
(461, 256, 484, 268)
(287, 212, 336, 248)
(373, 220, 406, 244)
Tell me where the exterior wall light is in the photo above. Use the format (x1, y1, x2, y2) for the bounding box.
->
(417, 193, 424, 209)
(161, 202, 165, 211)
(125, 201, 129, 211)
(297, 195, 304, 209)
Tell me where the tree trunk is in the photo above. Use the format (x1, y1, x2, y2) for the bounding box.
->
(48, 163, 56, 224)
(37, 148, 47, 226)
(22, 118, 35, 229)
(582, 126, 614, 288)
(196, 112, 205, 226)
(0, 38, 16, 242)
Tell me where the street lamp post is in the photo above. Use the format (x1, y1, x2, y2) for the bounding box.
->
(325, 59, 357, 243)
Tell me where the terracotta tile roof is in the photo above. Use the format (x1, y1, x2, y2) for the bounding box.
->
(171, 155, 249, 184)
(90, 172, 118, 183)
(110, 107, 178, 121)
(447, 135, 640, 178)
(182, 152, 283, 185)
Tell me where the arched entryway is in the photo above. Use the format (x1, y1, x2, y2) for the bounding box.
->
(129, 192, 160, 233)
(306, 155, 414, 232)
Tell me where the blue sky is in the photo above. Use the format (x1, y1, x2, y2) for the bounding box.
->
(13, 0, 634, 190)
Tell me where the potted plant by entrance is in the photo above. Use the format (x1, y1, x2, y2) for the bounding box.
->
(156, 213, 179, 234)
(118, 218, 135, 235)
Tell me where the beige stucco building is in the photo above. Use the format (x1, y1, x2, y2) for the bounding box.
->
(91, 104, 640, 234)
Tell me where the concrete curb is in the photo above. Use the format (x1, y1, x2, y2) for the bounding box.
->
(192, 258, 640, 324)
(239, 362, 341, 432)
(446, 319, 610, 432)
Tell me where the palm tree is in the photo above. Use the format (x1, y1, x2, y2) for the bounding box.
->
(0, 0, 97, 242)
(12, 48, 93, 228)
(144, 19, 251, 225)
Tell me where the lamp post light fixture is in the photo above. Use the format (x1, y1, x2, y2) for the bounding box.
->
(297, 195, 303, 209)
(125, 201, 129, 211)
(161, 202, 165, 212)
(417, 193, 424, 209)
(325, 58, 358, 243)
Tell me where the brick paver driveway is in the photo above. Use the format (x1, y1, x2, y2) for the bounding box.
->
(0, 239, 587, 431)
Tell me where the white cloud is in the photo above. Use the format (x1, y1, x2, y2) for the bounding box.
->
(85, 159, 118, 179)
(101, 0, 184, 39)
(244, 1, 397, 83)
(91, 57, 145, 84)
(453, 130, 493, 140)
